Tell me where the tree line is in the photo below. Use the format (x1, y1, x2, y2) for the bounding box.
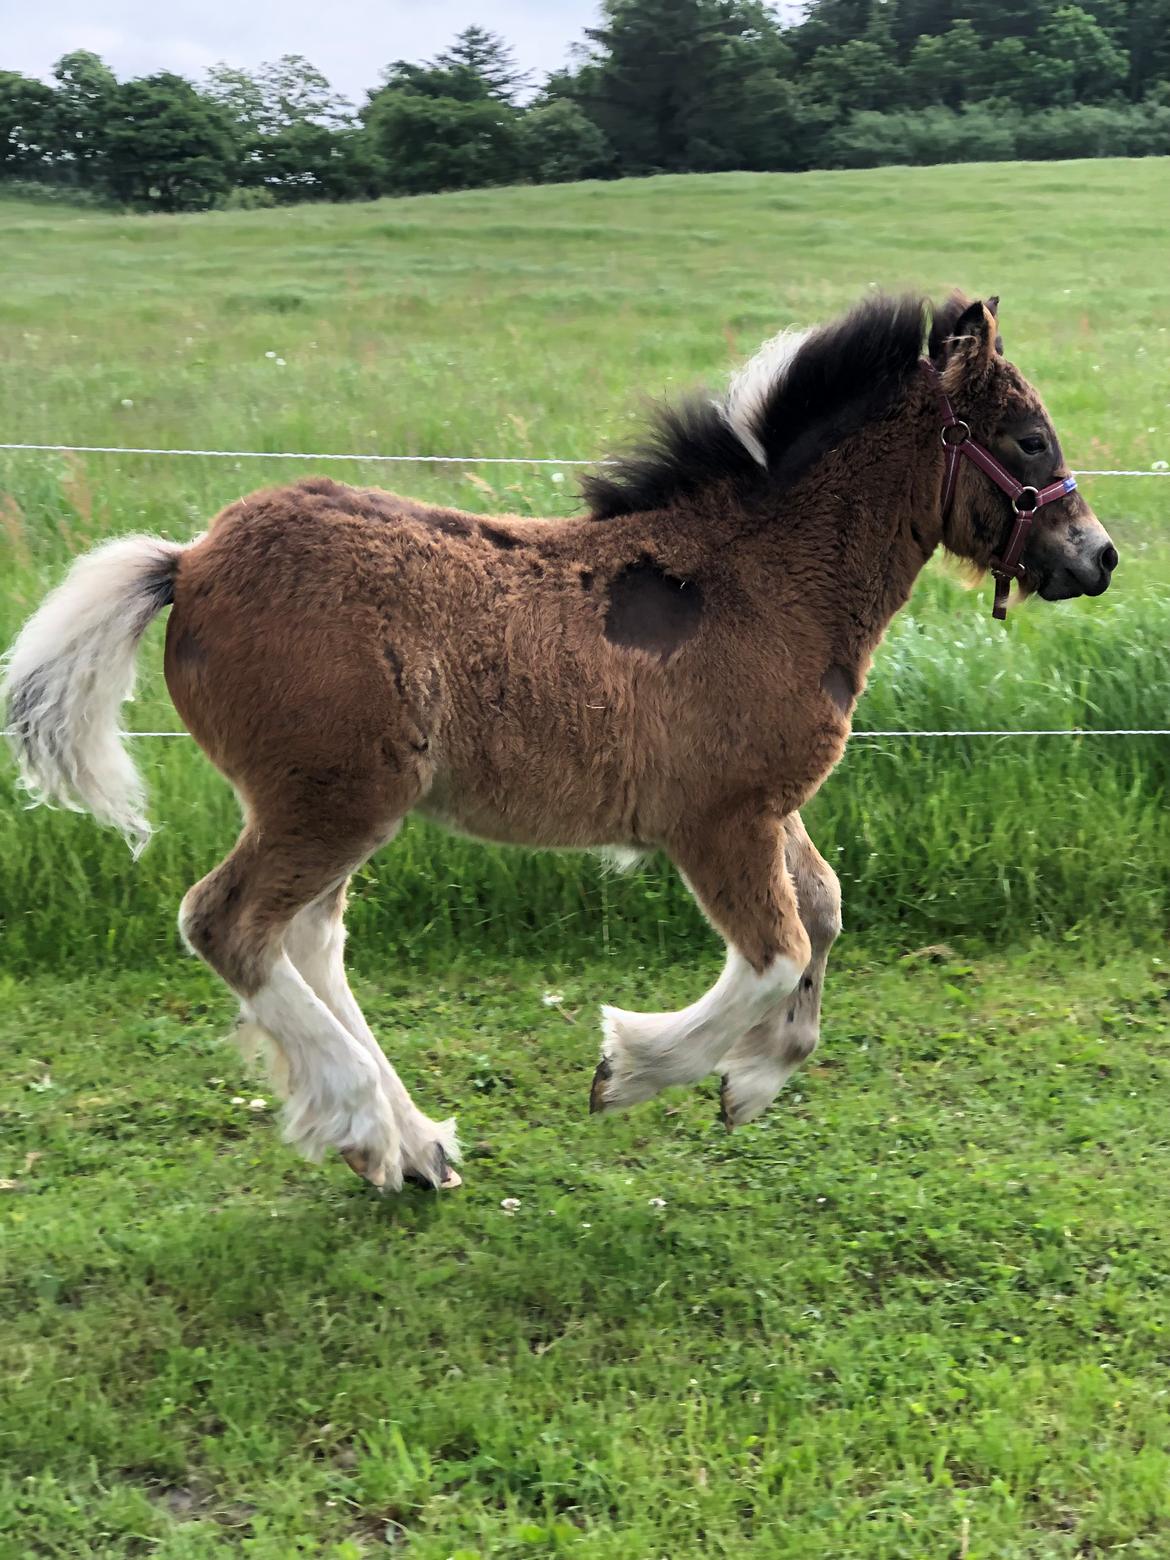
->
(3, 1, 1170, 211)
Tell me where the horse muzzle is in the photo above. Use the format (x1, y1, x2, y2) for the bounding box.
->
(1033, 535, 1118, 601)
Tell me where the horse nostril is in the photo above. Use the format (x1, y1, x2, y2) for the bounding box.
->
(1099, 542, 1119, 574)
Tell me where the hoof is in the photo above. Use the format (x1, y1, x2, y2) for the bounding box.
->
(589, 1056, 613, 1114)
(404, 1143, 463, 1192)
(341, 1146, 390, 1191)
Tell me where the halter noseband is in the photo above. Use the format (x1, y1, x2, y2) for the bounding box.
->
(920, 359, 1078, 621)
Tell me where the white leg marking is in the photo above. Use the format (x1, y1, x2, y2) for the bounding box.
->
(719, 1003, 819, 1127)
(597, 950, 803, 1110)
(245, 954, 403, 1190)
(284, 902, 460, 1186)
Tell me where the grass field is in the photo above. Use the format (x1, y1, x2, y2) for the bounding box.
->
(3, 159, 1170, 1558)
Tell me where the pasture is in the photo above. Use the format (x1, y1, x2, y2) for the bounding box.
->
(2, 159, 1170, 1556)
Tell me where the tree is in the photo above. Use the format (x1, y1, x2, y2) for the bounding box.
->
(1038, 5, 1129, 103)
(206, 56, 358, 201)
(207, 55, 352, 138)
(565, 0, 800, 173)
(1125, 0, 1170, 98)
(686, 23, 825, 170)
(905, 20, 986, 107)
(430, 26, 528, 101)
(102, 74, 237, 210)
(0, 72, 58, 178)
(806, 37, 902, 113)
(364, 91, 522, 194)
(376, 26, 527, 106)
(517, 100, 614, 182)
(52, 50, 118, 186)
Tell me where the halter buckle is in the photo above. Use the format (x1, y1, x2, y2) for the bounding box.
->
(940, 421, 970, 448)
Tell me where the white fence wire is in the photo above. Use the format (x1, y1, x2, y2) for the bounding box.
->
(0, 439, 1168, 476)
(5, 728, 1170, 741)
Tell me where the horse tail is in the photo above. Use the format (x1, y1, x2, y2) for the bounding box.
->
(2, 535, 186, 857)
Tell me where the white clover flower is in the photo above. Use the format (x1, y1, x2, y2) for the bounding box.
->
(551, 472, 565, 484)
(247, 1097, 267, 1112)
(120, 398, 134, 408)
(500, 1197, 522, 1213)
(648, 1196, 667, 1209)
(542, 991, 564, 1007)
(264, 350, 277, 359)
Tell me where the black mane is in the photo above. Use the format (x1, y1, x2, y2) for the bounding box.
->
(582, 291, 930, 520)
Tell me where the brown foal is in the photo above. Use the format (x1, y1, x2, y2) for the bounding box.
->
(4, 291, 1117, 1192)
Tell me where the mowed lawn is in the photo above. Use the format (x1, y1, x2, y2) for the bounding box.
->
(2, 160, 1170, 1557)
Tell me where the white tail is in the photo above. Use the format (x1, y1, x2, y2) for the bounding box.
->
(2, 536, 184, 855)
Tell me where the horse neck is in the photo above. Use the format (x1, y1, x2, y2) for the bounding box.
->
(755, 378, 945, 660)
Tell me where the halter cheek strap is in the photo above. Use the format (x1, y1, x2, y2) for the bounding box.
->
(920, 359, 1078, 621)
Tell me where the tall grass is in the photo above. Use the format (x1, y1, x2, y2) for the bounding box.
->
(2, 162, 1169, 971)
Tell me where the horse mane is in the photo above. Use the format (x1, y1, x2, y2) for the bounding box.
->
(583, 291, 932, 521)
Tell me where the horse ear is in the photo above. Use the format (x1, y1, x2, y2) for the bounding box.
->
(946, 298, 999, 369)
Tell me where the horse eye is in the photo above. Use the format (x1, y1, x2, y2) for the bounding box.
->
(1017, 434, 1048, 456)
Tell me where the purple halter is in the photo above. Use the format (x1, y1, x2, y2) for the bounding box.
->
(920, 360, 1078, 621)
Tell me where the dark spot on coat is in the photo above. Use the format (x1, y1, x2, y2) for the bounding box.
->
(803, 976, 813, 992)
(603, 560, 703, 660)
(820, 663, 855, 714)
(580, 570, 594, 591)
(481, 524, 519, 550)
(787, 1007, 796, 1024)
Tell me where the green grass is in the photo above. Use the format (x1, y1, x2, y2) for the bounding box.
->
(4, 165, 1170, 1558)
(4, 943, 1170, 1558)
(2, 160, 1170, 967)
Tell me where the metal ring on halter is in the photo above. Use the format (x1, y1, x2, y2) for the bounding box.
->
(1013, 486, 1040, 515)
(941, 421, 970, 447)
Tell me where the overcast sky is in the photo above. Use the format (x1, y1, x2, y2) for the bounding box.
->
(4, 1, 604, 104)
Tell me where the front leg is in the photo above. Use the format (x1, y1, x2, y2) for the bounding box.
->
(720, 811, 842, 1128)
(590, 804, 811, 1112)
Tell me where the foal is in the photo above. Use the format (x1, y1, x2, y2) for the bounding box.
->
(4, 292, 1117, 1192)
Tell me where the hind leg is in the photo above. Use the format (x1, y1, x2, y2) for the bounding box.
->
(180, 827, 404, 1190)
(719, 812, 842, 1128)
(284, 884, 461, 1190)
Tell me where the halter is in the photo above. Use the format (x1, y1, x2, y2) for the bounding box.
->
(920, 359, 1078, 621)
